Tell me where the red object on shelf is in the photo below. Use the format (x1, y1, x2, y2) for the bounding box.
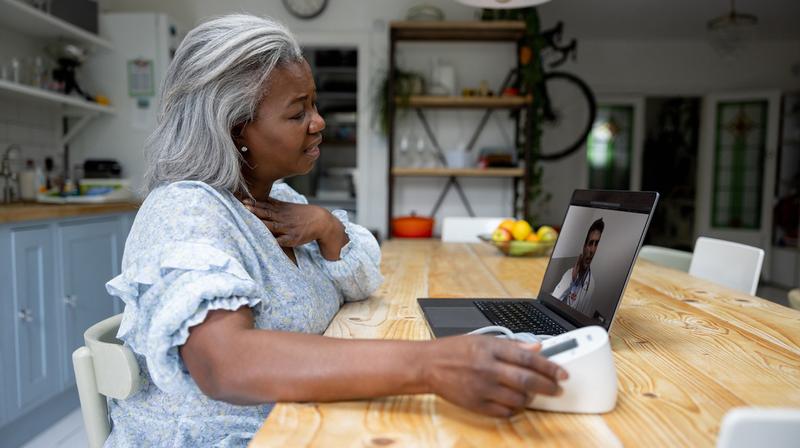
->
(392, 214, 434, 238)
(501, 87, 519, 96)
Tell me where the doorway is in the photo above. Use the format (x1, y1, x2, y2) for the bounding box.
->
(285, 46, 358, 221)
(640, 97, 701, 251)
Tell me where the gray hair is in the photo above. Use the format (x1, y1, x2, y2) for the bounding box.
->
(143, 14, 303, 195)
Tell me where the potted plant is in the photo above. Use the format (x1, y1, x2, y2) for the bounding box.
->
(373, 67, 426, 136)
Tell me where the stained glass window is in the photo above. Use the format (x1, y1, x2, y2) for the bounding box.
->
(587, 105, 633, 190)
(712, 101, 767, 229)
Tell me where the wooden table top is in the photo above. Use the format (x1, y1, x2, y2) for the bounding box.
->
(250, 239, 800, 447)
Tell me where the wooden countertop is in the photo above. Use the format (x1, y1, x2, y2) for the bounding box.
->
(250, 239, 800, 447)
(0, 201, 140, 224)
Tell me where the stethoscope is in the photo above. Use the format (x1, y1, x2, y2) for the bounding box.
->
(565, 269, 591, 300)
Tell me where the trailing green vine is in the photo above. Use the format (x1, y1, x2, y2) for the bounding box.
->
(481, 7, 549, 225)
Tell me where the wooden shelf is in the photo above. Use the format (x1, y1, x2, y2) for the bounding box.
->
(0, 79, 115, 115)
(397, 95, 531, 109)
(392, 167, 524, 178)
(391, 20, 526, 41)
(0, 0, 112, 50)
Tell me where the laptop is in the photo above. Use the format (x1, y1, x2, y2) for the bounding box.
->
(418, 190, 659, 337)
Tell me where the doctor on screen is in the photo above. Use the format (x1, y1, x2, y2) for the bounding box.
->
(552, 218, 604, 315)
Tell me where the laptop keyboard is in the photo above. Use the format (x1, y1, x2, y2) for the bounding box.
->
(474, 300, 567, 335)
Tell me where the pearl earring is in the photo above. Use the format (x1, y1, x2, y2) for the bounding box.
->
(240, 146, 248, 153)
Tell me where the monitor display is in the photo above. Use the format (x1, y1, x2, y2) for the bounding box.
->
(539, 192, 654, 328)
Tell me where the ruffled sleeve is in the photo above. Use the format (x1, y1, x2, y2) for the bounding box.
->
(106, 241, 266, 395)
(310, 209, 383, 302)
(270, 182, 383, 302)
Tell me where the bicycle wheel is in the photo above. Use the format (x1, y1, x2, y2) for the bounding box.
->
(537, 72, 597, 161)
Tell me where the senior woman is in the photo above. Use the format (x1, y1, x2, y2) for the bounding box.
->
(105, 14, 567, 446)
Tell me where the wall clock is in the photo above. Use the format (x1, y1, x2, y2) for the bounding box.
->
(282, 0, 328, 20)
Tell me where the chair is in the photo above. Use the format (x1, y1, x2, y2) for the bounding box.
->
(638, 245, 693, 272)
(789, 289, 800, 311)
(73, 314, 141, 448)
(689, 237, 764, 295)
(441, 217, 505, 243)
(717, 407, 800, 448)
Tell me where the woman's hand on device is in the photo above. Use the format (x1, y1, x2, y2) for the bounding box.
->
(423, 335, 568, 417)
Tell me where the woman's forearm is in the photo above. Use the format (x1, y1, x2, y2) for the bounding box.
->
(226, 331, 430, 404)
(181, 307, 430, 405)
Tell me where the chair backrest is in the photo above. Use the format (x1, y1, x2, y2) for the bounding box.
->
(441, 217, 505, 243)
(717, 407, 800, 448)
(73, 314, 140, 448)
(689, 237, 764, 295)
(788, 289, 800, 311)
(639, 245, 693, 272)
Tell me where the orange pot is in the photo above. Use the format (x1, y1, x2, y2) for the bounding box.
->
(392, 214, 434, 238)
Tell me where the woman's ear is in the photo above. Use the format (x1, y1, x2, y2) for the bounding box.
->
(231, 123, 246, 148)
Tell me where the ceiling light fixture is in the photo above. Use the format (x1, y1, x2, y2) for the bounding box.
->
(707, 0, 758, 57)
(454, 0, 552, 9)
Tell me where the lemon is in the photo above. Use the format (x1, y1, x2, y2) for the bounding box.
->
(511, 220, 533, 241)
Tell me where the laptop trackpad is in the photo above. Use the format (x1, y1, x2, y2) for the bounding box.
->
(426, 307, 492, 328)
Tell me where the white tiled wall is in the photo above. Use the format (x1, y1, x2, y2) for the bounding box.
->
(0, 98, 62, 174)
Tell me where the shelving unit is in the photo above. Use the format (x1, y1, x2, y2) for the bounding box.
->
(0, 0, 114, 191)
(392, 167, 524, 177)
(387, 20, 532, 235)
(399, 95, 531, 109)
(0, 79, 115, 116)
(0, 0, 112, 50)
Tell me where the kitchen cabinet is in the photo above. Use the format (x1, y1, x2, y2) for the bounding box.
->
(57, 217, 122, 386)
(0, 211, 133, 447)
(1, 224, 60, 421)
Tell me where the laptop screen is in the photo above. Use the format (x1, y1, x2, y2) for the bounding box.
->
(538, 190, 657, 330)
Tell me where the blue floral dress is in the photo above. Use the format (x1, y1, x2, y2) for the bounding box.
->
(103, 181, 383, 447)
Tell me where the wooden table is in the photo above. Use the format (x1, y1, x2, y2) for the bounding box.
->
(250, 240, 800, 447)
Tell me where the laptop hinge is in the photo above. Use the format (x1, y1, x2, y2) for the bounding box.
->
(541, 299, 581, 328)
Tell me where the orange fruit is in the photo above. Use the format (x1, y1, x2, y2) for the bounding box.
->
(498, 219, 515, 233)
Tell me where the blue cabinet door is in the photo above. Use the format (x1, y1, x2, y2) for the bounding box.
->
(0, 226, 10, 426)
(58, 218, 121, 386)
(6, 224, 61, 419)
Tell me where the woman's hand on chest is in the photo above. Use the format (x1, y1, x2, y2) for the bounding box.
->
(243, 197, 348, 260)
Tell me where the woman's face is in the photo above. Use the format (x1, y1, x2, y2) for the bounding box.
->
(237, 60, 325, 192)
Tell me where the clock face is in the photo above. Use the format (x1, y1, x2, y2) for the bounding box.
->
(282, 0, 328, 19)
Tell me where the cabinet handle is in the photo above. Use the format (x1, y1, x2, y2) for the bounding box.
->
(63, 294, 78, 308)
(17, 308, 33, 323)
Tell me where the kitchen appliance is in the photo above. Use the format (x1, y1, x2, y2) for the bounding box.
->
(84, 159, 122, 178)
(72, 13, 184, 195)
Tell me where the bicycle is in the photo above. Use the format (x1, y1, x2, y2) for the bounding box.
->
(535, 21, 597, 161)
(488, 16, 597, 162)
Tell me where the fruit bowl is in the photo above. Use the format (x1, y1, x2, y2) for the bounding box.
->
(478, 234, 555, 257)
